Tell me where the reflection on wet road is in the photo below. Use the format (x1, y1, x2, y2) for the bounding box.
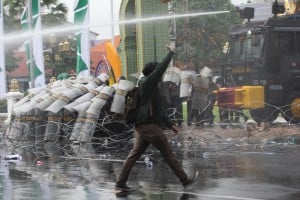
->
(0, 139, 299, 200)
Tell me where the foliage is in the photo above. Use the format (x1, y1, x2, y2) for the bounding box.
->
(3, 0, 67, 29)
(40, 0, 68, 27)
(173, 0, 242, 73)
(0, 99, 7, 113)
(3, 0, 70, 74)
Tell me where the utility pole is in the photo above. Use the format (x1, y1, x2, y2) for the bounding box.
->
(110, 0, 115, 47)
(27, 0, 35, 88)
(169, 1, 176, 67)
(182, 0, 191, 67)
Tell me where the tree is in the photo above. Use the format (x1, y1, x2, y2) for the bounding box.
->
(173, 0, 242, 73)
(3, 0, 70, 73)
(4, 0, 67, 29)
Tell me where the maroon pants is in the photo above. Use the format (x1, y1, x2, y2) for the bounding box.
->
(116, 123, 188, 185)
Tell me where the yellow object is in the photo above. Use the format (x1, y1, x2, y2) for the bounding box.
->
(9, 79, 20, 92)
(284, 0, 300, 14)
(105, 42, 122, 81)
(291, 97, 300, 117)
(108, 67, 116, 86)
(235, 86, 265, 109)
(216, 86, 264, 109)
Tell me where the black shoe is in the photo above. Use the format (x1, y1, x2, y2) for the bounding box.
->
(115, 183, 134, 191)
(115, 190, 131, 197)
(183, 171, 199, 189)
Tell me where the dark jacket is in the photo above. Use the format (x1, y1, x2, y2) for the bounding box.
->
(136, 51, 174, 128)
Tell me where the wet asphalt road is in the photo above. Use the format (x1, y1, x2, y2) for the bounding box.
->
(0, 139, 299, 200)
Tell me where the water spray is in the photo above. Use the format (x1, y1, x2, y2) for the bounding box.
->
(0, 10, 230, 43)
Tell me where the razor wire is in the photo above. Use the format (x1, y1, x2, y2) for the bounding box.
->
(1, 94, 300, 187)
(3, 102, 299, 156)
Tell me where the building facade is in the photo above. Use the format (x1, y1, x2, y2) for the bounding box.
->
(119, 0, 171, 81)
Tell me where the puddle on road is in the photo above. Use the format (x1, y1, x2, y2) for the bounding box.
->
(0, 139, 299, 200)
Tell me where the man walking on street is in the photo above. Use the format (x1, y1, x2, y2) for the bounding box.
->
(116, 45, 198, 190)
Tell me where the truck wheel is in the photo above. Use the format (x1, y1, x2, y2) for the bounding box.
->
(283, 97, 300, 124)
(249, 105, 278, 123)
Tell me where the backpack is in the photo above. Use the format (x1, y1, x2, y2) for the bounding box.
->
(124, 87, 140, 124)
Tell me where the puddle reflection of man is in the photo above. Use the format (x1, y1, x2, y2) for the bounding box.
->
(116, 45, 198, 191)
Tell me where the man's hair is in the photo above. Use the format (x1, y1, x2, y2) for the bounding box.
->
(142, 62, 159, 76)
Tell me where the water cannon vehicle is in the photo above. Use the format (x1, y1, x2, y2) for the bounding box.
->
(216, 0, 300, 123)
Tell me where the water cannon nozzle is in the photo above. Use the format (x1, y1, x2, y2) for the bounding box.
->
(272, 0, 285, 16)
(231, 7, 254, 22)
